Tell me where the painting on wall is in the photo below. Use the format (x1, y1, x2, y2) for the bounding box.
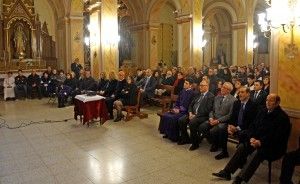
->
(258, 35, 269, 54)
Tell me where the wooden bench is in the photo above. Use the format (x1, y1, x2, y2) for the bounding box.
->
(123, 90, 148, 121)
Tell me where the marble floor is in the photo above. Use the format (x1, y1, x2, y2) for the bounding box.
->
(0, 99, 299, 184)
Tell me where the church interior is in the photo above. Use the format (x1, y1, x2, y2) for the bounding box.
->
(0, 0, 300, 183)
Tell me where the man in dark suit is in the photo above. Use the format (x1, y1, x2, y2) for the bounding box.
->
(198, 82, 237, 152)
(81, 70, 97, 92)
(212, 94, 291, 184)
(27, 69, 42, 99)
(161, 70, 175, 85)
(105, 71, 127, 119)
(177, 80, 214, 149)
(215, 86, 257, 160)
(250, 80, 267, 108)
(14, 69, 27, 99)
(280, 136, 300, 184)
(139, 69, 157, 105)
(71, 58, 82, 79)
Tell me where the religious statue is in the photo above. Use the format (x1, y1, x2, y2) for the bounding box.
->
(13, 25, 27, 59)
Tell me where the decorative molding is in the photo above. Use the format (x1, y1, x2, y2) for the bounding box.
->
(232, 22, 247, 30)
(175, 14, 192, 24)
(129, 23, 159, 31)
(284, 108, 300, 119)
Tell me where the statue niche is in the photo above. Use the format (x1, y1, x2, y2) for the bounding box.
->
(10, 21, 32, 59)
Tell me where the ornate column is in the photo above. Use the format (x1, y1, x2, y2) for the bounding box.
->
(83, 1, 91, 69)
(56, 18, 67, 70)
(100, 0, 119, 74)
(88, 0, 119, 77)
(175, 13, 192, 67)
(191, 0, 203, 68)
(245, 0, 256, 65)
(64, 17, 72, 71)
(0, 0, 3, 59)
(232, 22, 247, 66)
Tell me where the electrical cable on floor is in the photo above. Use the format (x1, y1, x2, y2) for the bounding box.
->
(0, 117, 73, 129)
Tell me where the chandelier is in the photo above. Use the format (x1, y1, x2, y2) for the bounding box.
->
(258, 0, 300, 59)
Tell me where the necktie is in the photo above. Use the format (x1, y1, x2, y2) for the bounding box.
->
(144, 77, 150, 90)
(195, 94, 204, 113)
(254, 92, 258, 100)
(237, 103, 245, 127)
(220, 96, 225, 106)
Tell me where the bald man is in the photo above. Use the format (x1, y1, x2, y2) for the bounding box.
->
(213, 94, 291, 184)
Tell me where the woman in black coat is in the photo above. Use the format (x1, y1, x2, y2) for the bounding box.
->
(99, 71, 117, 97)
(113, 76, 138, 122)
(98, 72, 108, 91)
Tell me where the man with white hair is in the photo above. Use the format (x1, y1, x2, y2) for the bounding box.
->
(197, 82, 236, 156)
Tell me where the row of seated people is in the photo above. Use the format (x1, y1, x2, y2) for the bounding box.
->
(158, 79, 292, 183)
(3, 69, 67, 101)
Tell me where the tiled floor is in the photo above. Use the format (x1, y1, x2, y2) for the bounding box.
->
(0, 99, 299, 184)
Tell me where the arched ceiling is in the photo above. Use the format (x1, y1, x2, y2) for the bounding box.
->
(147, 0, 182, 23)
(46, 0, 66, 19)
(203, 0, 245, 22)
(204, 8, 232, 33)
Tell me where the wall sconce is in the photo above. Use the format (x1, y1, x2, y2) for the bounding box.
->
(258, 0, 300, 59)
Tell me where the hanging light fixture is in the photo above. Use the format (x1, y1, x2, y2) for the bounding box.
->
(258, 0, 300, 59)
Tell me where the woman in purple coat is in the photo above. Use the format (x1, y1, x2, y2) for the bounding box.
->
(159, 78, 196, 142)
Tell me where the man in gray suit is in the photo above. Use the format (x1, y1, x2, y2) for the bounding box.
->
(198, 82, 237, 157)
(178, 80, 215, 150)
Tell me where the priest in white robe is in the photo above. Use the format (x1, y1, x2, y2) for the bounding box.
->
(4, 72, 16, 100)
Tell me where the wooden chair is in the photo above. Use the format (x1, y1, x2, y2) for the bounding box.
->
(123, 89, 148, 121)
(151, 85, 175, 113)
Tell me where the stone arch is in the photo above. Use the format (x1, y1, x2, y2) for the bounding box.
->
(203, 6, 233, 66)
(70, 0, 83, 15)
(146, 0, 182, 23)
(203, 1, 239, 66)
(203, 2, 238, 23)
(46, 0, 65, 20)
(145, 0, 183, 68)
(120, 0, 140, 24)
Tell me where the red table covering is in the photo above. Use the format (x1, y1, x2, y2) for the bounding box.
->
(74, 98, 109, 126)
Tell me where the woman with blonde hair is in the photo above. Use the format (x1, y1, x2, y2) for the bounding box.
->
(98, 72, 108, 92)
(99, 71, 117, 97)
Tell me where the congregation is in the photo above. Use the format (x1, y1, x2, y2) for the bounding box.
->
(1, 59, 300, 183)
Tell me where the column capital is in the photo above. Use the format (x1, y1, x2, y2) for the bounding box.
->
(175, 14, 192, 24)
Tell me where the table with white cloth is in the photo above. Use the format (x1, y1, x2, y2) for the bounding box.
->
(74, 95, 109, 126)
